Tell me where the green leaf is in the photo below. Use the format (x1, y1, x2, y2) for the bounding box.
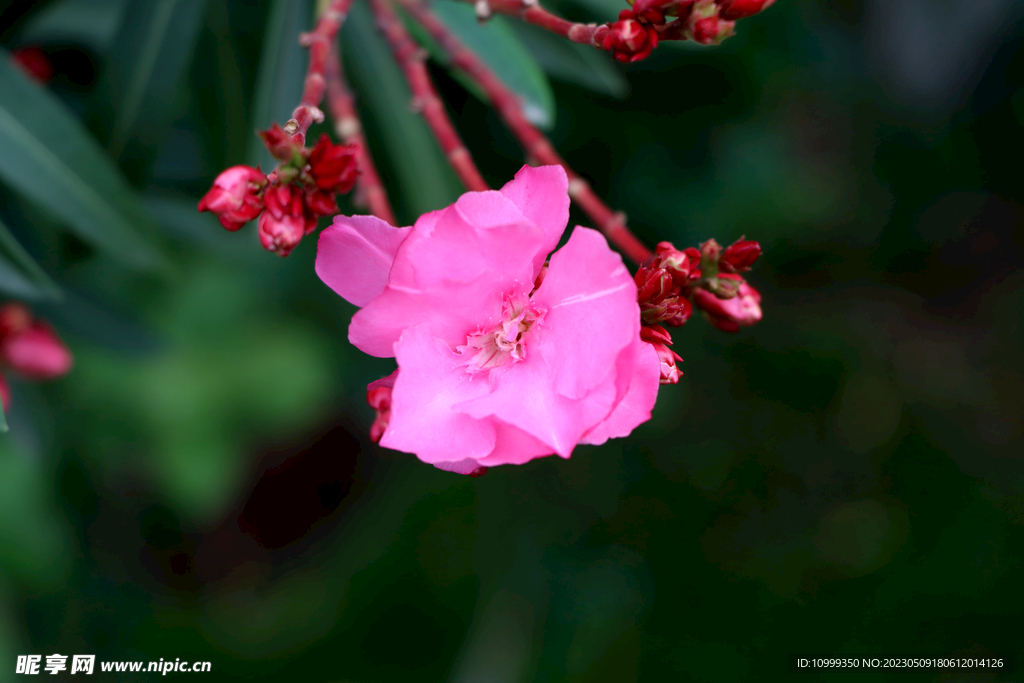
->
(342, 1, 463, 219)
(559, 0, 623, 22)
(0, 401, 7, 432)
(429, 0, 557, 130)
(20, 0, 128, 53)
(508, 21, 629, 99)
(143, 195, 264, 263)
(0, 216, 61, 301)
(0, 55, 168, 271)
(248, 0, 313, 171)
(35, 288, 161, 355)
(104, 0, 211, 165)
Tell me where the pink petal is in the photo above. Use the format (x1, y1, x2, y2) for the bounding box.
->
(580, 341, 661, 445)
(391, 190, 542, 290)
(348, 193, 546, 357)
(315, 215, 412, 307)
(478, 421, 556, 467)
(499, 165, 570, 274)
(348, 272, 512, 357)
(382, 325, 496, 463)
(433, 458, 484, 475)
(531, 227, 640, 400)
(456, 354, 618, 458)
(385, 207, 445, 287)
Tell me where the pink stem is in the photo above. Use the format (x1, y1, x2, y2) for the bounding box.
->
(283, 0, 358, 146)
(398, 0, 652, 264)
(325, 45, 397, 225)
(467, 0, 611, 47)
(369, 0, 490, 192)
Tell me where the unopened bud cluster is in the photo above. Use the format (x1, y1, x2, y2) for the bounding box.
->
(635, 236, 762, 383)
(198, 125, 359, 256)
(0, 303, 74, 413)
(602, 0, 774, 62)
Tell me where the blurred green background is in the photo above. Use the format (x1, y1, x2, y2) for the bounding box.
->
(1, 0, 1022, 680)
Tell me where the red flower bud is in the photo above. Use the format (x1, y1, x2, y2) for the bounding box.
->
(304, 187, 339, 217)
(632, 0, 683, 16)
(654, 343, 683, 384)
(0, 304, 74, 412)
(654, 241, 695, 286)
(665, 296, 692, 326)
(683, 247, 702, 279)
(719, 236, 761, 273)
(12, 47, 54, 83)
(642, 296, 691, 325)
(640, 325, 682, 384)
(685, 0, 735, 44)
(367, 386, 392, 443)
(636, 262, 693, 324)
(705, 273, 742, 299)
(259, 123, 303, 162)
(699, 237, 722, 263)
(367, 371, 398, 443)
(602, 11, 659, 63)
(717, 0, 776, 20)
(198, 165, 267, 231)
(1, 320, 73, 379)
(640, 323, 673, 345)
(692, 278, 762, 332)
(307, 134, 359, 194)
(0, 303, 32, 338)
(635, 265, 675, 305)
(258, 183, 316, 256)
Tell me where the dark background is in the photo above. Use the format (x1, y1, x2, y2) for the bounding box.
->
(0, 0, 1022, 680)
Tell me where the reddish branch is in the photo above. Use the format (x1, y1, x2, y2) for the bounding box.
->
(397, 0, 653, 264)
(325, 46, 397, 225)
(283, 0, 358, 146)
(369, 0, 489, 192)
(468, 0, 611, 47)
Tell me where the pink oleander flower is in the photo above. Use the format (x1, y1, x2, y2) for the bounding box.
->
(1, 322, 73, 379)
(316, 165, 661, 474)
(0, 302, 74, 413)
(692, 274, 763, 332)
(197, 165, 267, 231)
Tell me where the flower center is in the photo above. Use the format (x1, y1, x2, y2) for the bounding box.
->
(458, 297, 543, 372)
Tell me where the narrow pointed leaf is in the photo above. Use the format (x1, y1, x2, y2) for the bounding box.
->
(248, 0, 313, 171)
(429, 0, 557, 129)
(342, 2, 463, 219)
(0, 55, 167, 271)
(144, 195, 264, 263)
(20, 0, 128, 54)
(509, 21, 629, 99)
(0, 217, 61, 301)
(104, 0, 210, 166)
